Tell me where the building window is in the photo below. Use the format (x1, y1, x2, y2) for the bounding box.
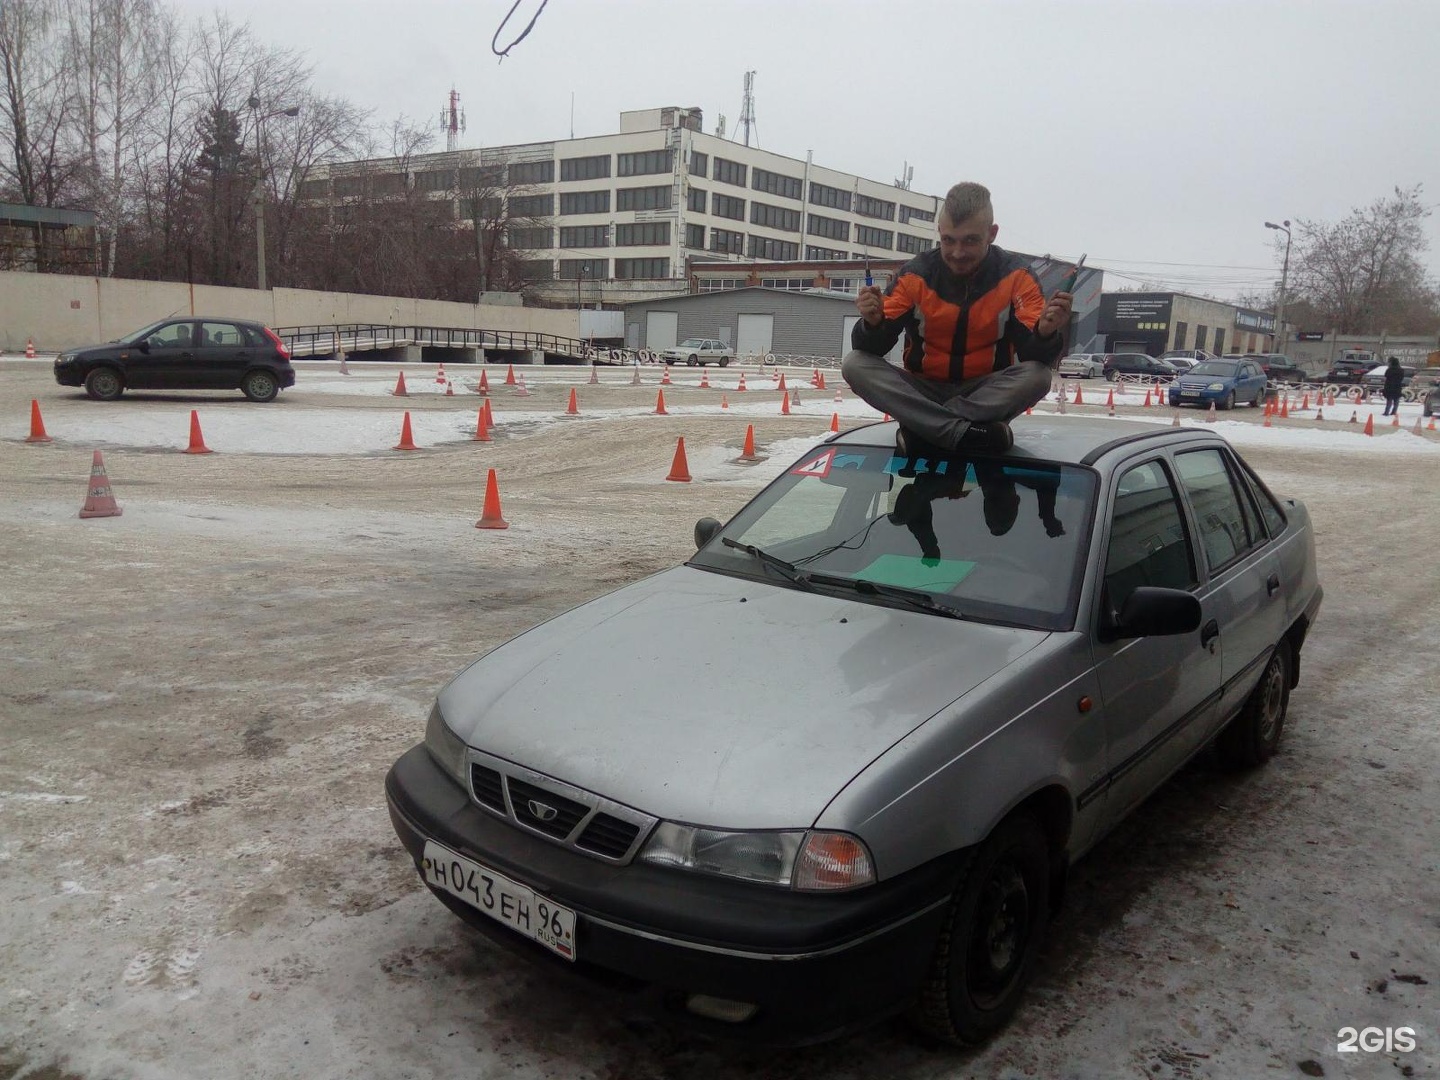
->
(616, 185, 671, 211)
(807, 213, 849, 242)
(1174, 322, 1188, 349)
(712, 193, 745, 220)
(560, 155, 610, 181)
(1195, 325, 1208, 350)
(507, 226, 553, 249)
(685, 223, 705, 249)
(750, 201, 801, 232)
(898, 204, 936, 225)
(710, 228, 744, 255)
(713, 157, 747, 187)
(809, 182, 852, 212)
(559, 189, 610, 215)
(1213, 329, 1226, 355)
(687, 186, 707, 213)
(827, 277, 858, 292)
(617, 149, 673, 176)
(759, 277, 807, 291)
(856, 194, 896, 220)
(697, 278, 743, 292)
(559, 225, 609, 248)
(332, 175, 366, 197)
(689, 150, 708, 176)
(616, 221, 671, 246)
(520, 259, 555, 281)
(462, 196, 503, 220)
(805, 245, 848, 261)
(297, 178, 329, 199)
(855, 225, 893, 250)
(896, 233, 934, 254)
(748, 236, 799, 261)
(615, 257, 671, 279)
(752, 167, 802, 201)
(457, 164, 504, 188)
(509, 193, 554, 218)
(508, 160, 554, 185)
(414, 169, 453, 193)
(373, 172, 408, 195)
(558, 258, 608, 279)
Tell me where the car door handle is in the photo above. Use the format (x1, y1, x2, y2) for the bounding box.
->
(1200, 619, 1220, 651)
(1266, 572, 1281, 597)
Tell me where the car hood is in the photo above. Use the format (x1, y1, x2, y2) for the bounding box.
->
(439, 565, 1048, 829)
(58, 343, 124, 359)
(1177, 373, 1233, 387)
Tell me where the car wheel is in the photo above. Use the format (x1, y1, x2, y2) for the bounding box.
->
(910, 814, 1050, 1046)
(241, 370, 279, 403)
(719, 356, 730, 368)
(84, 367, 124, 401)
(686, 355, 699, 366)
(1104, 369, 1117, 382)
(1216, 639, 1291, 768)
(1220, 391, 1235, 411)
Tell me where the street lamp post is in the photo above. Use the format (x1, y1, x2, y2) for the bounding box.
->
(577, 260, 590, 310)
(249, 96, 300, 291)
(1265, 220, 1291, 352)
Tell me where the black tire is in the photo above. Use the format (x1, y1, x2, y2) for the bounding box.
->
(241, 370, 279, 403)
(1104, 369, 1117, 382)
(84, 367, 124, 401)
(1216, 639, 1291, 768)
(910, 814, 1051, 1046)
(719, 356, 730, 368)
(1220, 390, 1235, 411)
(686, 354, 699, 366)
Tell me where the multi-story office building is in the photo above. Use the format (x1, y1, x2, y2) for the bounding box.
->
(298, 106, 943, 306)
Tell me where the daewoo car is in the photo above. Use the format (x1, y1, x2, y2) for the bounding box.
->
(1167, 357, 1269, 410)
(659, 338, 734, 367)
(53, 317, 295, 402)
(1058, 352, 1105, 378)
(386, 418, 1322, 1046)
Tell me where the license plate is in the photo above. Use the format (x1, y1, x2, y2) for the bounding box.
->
(421, 840, 576, 961)
(1182, 390, 1200, 397)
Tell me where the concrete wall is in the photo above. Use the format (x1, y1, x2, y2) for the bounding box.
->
(0, 270, 580, 351)
(624, 289, 857, 358)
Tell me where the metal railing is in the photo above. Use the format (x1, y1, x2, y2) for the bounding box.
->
(272, 324, 618, 362)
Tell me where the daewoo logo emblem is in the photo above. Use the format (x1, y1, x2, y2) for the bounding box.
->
(526, 799, 559, 822)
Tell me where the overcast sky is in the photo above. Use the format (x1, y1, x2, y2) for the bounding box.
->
(180, 0, 1439, 300)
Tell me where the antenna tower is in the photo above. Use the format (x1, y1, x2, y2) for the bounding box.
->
(441, 89, 466, 152)
(716, 113, 727, 139)
(894, 161, 914, 190)
(738, 71, 757, 147)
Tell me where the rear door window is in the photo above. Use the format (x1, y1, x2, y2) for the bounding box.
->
(1174, 448, 1261, 574)
(200, 321, 245, 348)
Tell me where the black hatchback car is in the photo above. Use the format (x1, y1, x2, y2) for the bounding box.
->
(1102, 352, 1180, 381)
(53, 317, 296, 402)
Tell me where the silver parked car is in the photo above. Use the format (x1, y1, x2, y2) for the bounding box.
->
(1058, 352, 1104, 378)
(660, 338, 734, 366)
(386, 417, 1323, 1046)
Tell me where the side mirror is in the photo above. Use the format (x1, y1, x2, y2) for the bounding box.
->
(1111, 586, 1201, 639)
(138, 339, 151, 353)
(694, 517, 722, 550)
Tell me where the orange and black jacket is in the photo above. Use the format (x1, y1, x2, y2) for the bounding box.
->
(852, 245, 1063, 382)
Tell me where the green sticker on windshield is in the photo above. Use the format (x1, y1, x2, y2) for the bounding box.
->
(854, 555, 975, 592)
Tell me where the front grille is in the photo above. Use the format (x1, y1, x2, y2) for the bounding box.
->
(507, 778, 588, 839)
(470, 765, 505, 813)
(576, 813, 642, 858)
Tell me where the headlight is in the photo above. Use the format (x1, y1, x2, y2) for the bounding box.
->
(1207, 382, 1226, 391)
(423, 700, 468, 783)
(638, 824, 875, 891)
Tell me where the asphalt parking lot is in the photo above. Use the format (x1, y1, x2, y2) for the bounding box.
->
(1, 360, 1435, 1080)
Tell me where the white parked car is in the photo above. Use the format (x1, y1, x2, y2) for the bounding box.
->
(1159, 349, 1214, 373)
(660, 339, 734, 367)
(1058, 353, 1104, 378)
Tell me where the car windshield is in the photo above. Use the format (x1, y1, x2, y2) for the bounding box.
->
(118, 319, 172, 344)
(677, 339, 707, 348)
(689, 443, 1097, 630)
(1189, 361, 1240, 377)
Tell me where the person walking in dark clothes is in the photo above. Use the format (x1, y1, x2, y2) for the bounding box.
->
(1382, 357, 1405, 416)
(842, 182, 1073, 455)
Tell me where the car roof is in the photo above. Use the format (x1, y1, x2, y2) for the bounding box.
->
(829, 417, 1223, 467)
(168, 315, 269, 328)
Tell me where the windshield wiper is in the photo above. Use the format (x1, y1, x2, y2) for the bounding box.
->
(798, 571, 968, 620)
(721, 537, 814, 590)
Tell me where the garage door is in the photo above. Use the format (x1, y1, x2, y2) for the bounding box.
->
(645, 311, 678, 351)
(737, 314, 774, 359)
(842, 315, 905, 364)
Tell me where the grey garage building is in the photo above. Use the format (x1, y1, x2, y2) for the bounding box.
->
(624, 287, 887, 362)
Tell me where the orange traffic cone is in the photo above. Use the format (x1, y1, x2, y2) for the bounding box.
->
(515, 374, 530, 397)
(1300, 392, 1310, 410)
(445, 379, 454, 397)
(78, 450, 122, 518)
(25, 337, 36, 358)
(740, 424, 760, 461)
(1316, 408, 1325, 421)
(473, 407, 491, 442)
(475, 468, 509, 529)
(1206, 402, 1217, 423)
(483, 398, 495, 433)
(655, 389, 668, 415)
(1349, 411, 1358, 424)
(1328, 390, 1337, 407)
(790, 387, 801, 405)
(736, 373, 747, 391)
(479, 369, 491, 396)
(661, 366, 672, 386)
(630, 365, 642, 386)
(435, 364, 447, 385)
(1171, 411, 1181, 427)
(1263, 410, 1272, 428)
(1105, 388, 1115, 409)
(883, 412, 891, 422)
(1429, 415, 1437, 431)
(394, 411, 419, 450)
(589, 364, 599, 385)
(1074, 384, 1084, 405)
(720, 394, 729, 410)
(829, 412, 840, 433)
(834, 386, 843, 404)
(665, 437, 692, 482)
(566, 388, 579, 415)
(700, 369, 710, 389)
(778, 373, 787, 391)
(811, 368, 820, 387)
(1280, 397, 1289, 419)
(1363, 414, 1374, 435)
(185, 410, 213, 454)
(1412, 416, 1423, 435)
(1391, 412, 1400, 427)
(1143, 389, 1152, 407)
(1025, 405, 1033, 415)
(818, 371, 827, 390)
(780, 392, 791, 415)
(504, 363, 516, 386)
(25, 399, 52, 443)
(392, 371, 408, 396)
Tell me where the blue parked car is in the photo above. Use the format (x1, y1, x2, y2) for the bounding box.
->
(1168, 358, 1268, 410)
